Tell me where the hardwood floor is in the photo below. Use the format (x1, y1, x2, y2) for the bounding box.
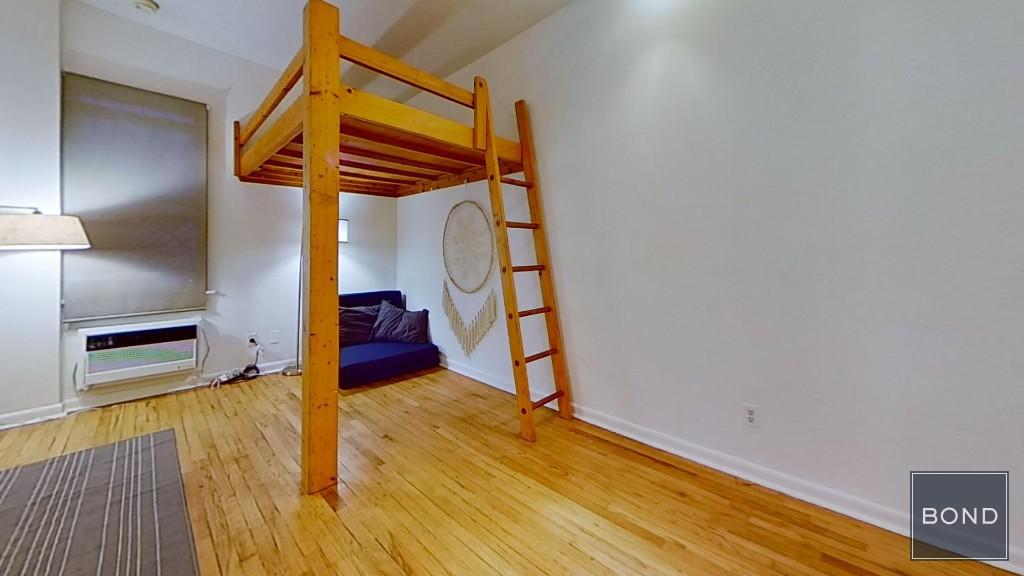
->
(0, 369, 1010, 575)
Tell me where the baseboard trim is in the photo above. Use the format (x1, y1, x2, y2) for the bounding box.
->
(575, 403, 905, 525)
(64, 378, 207, 415)
(438, 361, 1023, 574)
(2, 358, 295, 429)
(574, 404, 1024, 574)
(440, 358, 513, 393)
(0, 403, 66, 431)
(441, 358, 558, 410)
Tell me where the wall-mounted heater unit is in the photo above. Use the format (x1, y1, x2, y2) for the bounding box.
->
(78, 317, 201, 389)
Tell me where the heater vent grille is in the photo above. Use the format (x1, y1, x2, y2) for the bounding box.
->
(78, 318, 200, 389)
(87, 341, 195, 374)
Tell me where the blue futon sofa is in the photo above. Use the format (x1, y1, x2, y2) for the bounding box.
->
(338, 291, 440, 388)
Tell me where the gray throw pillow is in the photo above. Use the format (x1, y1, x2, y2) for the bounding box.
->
(370, 300, 429, 344)
(339, 304, 380, 346)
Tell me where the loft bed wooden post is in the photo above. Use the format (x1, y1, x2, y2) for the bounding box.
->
(300, 0, 341, 495)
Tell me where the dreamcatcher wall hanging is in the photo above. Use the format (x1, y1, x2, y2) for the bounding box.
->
(442, 200, 497, 355)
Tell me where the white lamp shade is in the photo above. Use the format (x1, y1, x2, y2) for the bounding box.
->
(0, 214, 91, 251)
(338, 219, 349, 243)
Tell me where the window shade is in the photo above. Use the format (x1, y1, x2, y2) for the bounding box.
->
(62, 73, 208, 321)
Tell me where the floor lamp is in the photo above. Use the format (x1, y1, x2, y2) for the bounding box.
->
(281, 227, 305, 377)
(282, 218, 347, 377)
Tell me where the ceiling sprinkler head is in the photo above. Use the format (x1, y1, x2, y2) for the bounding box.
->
(134, 0, 160, 13)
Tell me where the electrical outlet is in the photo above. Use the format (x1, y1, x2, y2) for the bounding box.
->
(743, 403, 760, 428)
(246, 332, 258, 346)
(269, 330, 281, 344)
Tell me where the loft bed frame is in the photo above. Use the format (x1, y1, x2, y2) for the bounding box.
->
(235, 0, 573, 494)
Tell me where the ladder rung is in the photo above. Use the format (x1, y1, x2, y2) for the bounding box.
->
(512, 265, 545, 273)
(518, 306, 551, 318)
(531, 390, 564, 410)
(505, 221, 539, 230)
(524, 348, 557, 364)
(501, 177, 532, 188)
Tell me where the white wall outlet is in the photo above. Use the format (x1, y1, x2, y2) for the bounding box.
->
(743, 403, 760, 428)
(269, 330, 281, 344)
(246, 332, 258, 346)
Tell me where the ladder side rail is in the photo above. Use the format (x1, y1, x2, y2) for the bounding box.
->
(514, 100, 574, 420)
(476, 77, 537, 441)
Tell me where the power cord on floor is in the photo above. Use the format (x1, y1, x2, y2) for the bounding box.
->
(199, 325, 211, 375)
(209, 337, 262, 388)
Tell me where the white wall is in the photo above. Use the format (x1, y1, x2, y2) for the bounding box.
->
(340, 195, 397, 294)
(0, 0, 397, 419)
(398, 184, 546, 393)
(0, 0, 64, 425)
(398, 0, 1024, 561)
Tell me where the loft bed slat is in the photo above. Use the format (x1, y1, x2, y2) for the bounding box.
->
(396, 166, 488, 197)
(339, 171, 414, 186)
(258, 167, 303, 180)
(338, 86, 481, 158)
(341, 121, 484, 166)
(394, 161, 517, 197)
(340, 184, 399, 195)
(339, 182, 401, 197)
(261, 158, 411, 184)
(339, 166, 421, 183)
(292, 132, 481, 172)
(242, 174, 301, 187)
(339, 159, 441, 179)
(261, 162, 302, 175)
(284, 140, 476, 180)
(340, 189, 398, 198)
(256, 166, 404, 193)
(338, 180, 398, 190)
(253, 153, 523, 199)
(263, 156, 300, 167)
(339, 141, 473, 173)
(339, 150, 452, 176)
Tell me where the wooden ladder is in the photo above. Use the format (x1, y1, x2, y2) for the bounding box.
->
(475, 77, 574, 441)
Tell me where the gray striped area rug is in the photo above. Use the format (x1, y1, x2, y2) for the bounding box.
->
(0, 429, 197, 576)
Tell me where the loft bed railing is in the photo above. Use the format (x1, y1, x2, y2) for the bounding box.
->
(237, 0, 572, 496)
(233, 23, 523, 198)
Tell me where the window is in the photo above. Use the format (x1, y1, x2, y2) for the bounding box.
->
(61, 73, 208, 321)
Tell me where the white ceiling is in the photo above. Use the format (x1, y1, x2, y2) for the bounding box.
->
(75, 0, 572, 100)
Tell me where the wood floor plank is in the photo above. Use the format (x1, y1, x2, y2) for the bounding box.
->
(0, 369, 1012, 575)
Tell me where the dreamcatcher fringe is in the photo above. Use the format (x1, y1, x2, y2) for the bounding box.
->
(443, 282, 497, 355)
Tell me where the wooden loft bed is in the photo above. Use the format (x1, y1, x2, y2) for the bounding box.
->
(233, 18, 525, 197)
(235, 0, 574, 495)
